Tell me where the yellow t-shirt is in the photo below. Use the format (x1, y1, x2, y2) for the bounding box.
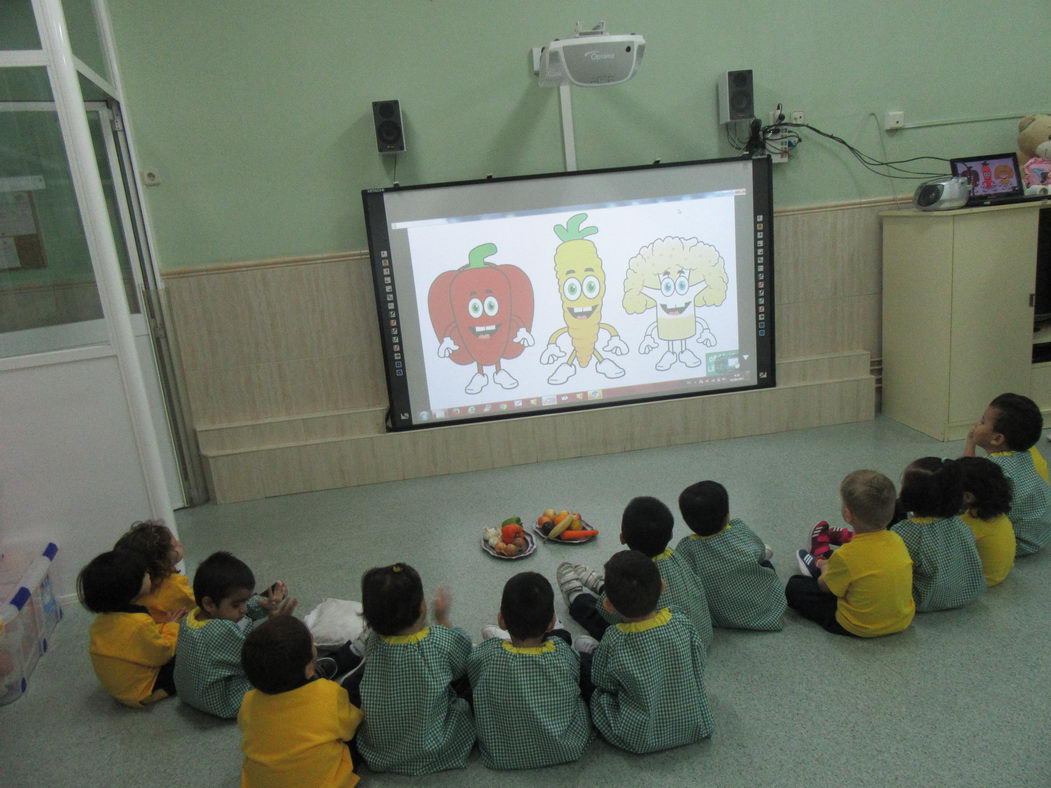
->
(88, 610, 179, 706)
(137, 572, 195, 623)
(820, 530, 915, 637)
(239, 678, 364, 788)
(960, 510, 1015, 586)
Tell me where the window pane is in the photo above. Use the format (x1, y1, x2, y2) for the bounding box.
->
(0, 90, 107, 356)
(0, 0, 41, 51)
(61, 0, 109, 82)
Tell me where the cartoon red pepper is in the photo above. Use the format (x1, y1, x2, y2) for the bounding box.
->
(428, 243, 535, 394)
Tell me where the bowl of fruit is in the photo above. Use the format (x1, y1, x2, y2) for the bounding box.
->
(533, 509, 599, 543)
(482, 518, 536, 559)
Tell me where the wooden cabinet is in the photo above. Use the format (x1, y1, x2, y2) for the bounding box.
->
(881, 202, 1046, 440)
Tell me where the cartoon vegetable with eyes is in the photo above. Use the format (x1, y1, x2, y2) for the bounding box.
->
(428, 242, 534, 395)
(622, 236, 728, 371)
(540, 213, 628, 385)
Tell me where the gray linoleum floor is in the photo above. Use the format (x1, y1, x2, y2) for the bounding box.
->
(4, 416, 1051, 787)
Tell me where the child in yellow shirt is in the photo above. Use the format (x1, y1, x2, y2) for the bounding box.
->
(786, 470, 915, 637)
(239, 616, 363, 788)
(78, 549, 181, 706)
(957, 456, 1016, 586)
(114, 519, 194, 623)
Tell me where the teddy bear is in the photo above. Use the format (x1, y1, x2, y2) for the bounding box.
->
(1017, 114, 1051, 187)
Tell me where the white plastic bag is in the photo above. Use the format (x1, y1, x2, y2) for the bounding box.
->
(303, 598, 365, 648)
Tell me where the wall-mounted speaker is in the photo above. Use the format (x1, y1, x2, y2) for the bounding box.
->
(717, 70, 754, 124)
(372, 100, 405, 154)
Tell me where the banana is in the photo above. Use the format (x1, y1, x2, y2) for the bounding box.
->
(548, 514, 575, 539)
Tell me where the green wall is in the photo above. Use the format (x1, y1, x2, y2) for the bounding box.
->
(106, 0, 1051, 270)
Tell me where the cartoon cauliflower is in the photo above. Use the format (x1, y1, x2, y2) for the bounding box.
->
(622, 236, 728, 371)
(540, 213, 628, 385)
(428, 242, 534, 395)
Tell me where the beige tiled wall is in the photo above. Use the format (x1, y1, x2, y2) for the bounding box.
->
(163, 198, 901, 501)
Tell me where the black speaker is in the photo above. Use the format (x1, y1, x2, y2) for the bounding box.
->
(717, 70, 754, 124)
(372, 100, 405, 154)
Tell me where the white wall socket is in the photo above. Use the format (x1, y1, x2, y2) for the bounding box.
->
(884, 111, 905, 131)
(791, 110, 805, 124)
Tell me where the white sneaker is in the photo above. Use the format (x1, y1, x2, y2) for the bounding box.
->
(481, 624, 510, 641)
(763, 544, 774, 562)
(573, 635, 599, 655)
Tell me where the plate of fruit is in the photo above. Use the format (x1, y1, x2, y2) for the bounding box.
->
(482, 518, 536, 559)
(533, 509, 599, 543)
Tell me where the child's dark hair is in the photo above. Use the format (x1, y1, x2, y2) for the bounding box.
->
(241, 616, 314, 694)
(900, 457, 964, 519)
(603, 550, 661, 619)
(77, 549, 148, 613)
(192, 551, 255, 608)
(361, 563, 424, 636)
(500, 572, 553, 641)
(114, 520, 176, 584)
(957, 456, 1012, 520)
(989, 393, 1043, 450)
(678, 481, 729, 536)
(621, 496, 674, 557)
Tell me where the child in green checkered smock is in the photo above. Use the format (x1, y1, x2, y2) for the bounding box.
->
(589, 551, 714, 754)
(174, 551, 296, 719)
(468, 572, 590, 770)
(676, 481, 785, 631)
(561, 496, 713, 654)
(965, 393, 1051, 556)
(890, 458, 984, 612)
(354, 563, 474, 776)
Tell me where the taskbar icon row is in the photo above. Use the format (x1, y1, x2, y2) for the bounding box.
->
(416, 389, 604, 422)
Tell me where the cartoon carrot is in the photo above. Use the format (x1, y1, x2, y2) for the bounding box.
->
(540, 213, 628, 384)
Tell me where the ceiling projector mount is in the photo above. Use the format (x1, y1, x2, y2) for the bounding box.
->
(532, 21, 645, 88)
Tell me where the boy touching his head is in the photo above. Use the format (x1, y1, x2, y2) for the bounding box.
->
(965, 392, 1051, 556)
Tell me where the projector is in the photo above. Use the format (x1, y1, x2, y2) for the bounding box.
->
(537, 22, 645, 87)
(913, 176, 970, 211)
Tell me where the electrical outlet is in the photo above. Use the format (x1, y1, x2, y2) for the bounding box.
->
(791, 110, 805, 124)
(884, 111, 905, 131)
(769, 106, 785, 126)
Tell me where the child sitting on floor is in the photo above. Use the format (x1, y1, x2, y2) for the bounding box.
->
(114, 519, 194, 623)
(468, 572, 591, 770)
(586, 550, 714, 754)
(238, 616, 363, 788)
(890, 457, 985, 612)
(958, 456, 1016, 586)
(78, 549, 181, 706)
(174, 551, 297, 718)
(787, 470, 915, 637)
(557, 495, 714, 653)
(965, 392, 1051, 556)
(676, 480, 785, 631)
(352, 563, 474, 776)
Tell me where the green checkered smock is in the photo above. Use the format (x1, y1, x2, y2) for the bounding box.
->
(990, 450, 1051, 556)
(357, 625, 475, 776)
(676, 519, 785, 631)
(590, 607, 714, 754)
(891, 516, 985, 612)
(173, 597, 267, 718)
(597, 549, 713, 653)
(467, 637, 591, 770)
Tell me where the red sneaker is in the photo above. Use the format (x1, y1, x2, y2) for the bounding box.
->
(809, 521, 832, 558)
